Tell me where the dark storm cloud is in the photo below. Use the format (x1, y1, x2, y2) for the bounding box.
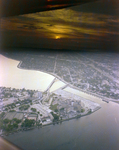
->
(47, 24, 53, 27)
(17, 24, 44, 30)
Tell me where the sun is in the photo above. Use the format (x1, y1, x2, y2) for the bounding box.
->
(55, 36, 60, 39)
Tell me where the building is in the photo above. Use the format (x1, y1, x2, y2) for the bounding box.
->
(27, 113, 37, 121)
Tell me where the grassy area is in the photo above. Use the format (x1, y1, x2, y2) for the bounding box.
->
(50, 104, 58, 111)
(81, 109, 85, 113)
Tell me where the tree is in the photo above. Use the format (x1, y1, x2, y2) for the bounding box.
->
(51, 112, 59, 122)
(3, 119, 10, 124)
(54, 109, 58, 112)
(22, 88, 25, 92)
(0, 119, 3, 129)
(13, 123, 18, 128)
(13, 118, 21, 124)
(81, 109, 85, 113)
(9, 110, 16, 112)
(21, 119, 35, 128)
(60, 108, 64, 111)
(0, 112, 5, 118)
(36, 120, 41, 128)
(31, 108, 36, 112)
(6, 124, 13, 132)
(19, 105, 30, 110)
(5, 108, 8, 111)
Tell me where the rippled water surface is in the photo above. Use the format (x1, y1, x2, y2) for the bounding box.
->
(5, 102, 119, 150)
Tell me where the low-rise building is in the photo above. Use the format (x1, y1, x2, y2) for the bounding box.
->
(27, 113, 37, 121)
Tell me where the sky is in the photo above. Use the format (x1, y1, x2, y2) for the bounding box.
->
(0, 0, 119, 51)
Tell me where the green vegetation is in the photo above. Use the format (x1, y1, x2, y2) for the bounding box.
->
(81, 109, 85, 113)
(5, 108, 8, 111)
(51, 112, 59, 122)
(54, 109, 58, 112)
(21, 119, 35, 128)
(5, 124, 13, 132)
(31, 108, 36, 112)
(5, 103, 16, 110)
(0, 118, 20, 132)
(3, 93, 12, 98)
(20, 99, 32, 105)
(0, 112, 5, 118)
(42, 119, 46, 122)
(13, 118, 21, 124)
(0, 119, 3, 129)
(19, 105, 30, 110)
(3, 118, 10, 124)
(13, 123, 18, 128)
(9, 110, 16, 112)
(76, 114, 81, 118)
(60, 108, 64, 111)
(50, 104, 58, 111)
(88, 109, 92, 114)
(36, 120, 42, 127)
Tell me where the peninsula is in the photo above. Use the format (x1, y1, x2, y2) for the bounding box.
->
(0, 53, 102, 135)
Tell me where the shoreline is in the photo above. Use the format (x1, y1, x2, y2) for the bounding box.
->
(1, 106, 101, 137)
(17, 59, 103, 101)
(0, 54, 111, 137)
(0, 54, 102, 137)
(1, 54, 117, 102)
(17, 58, 118, 103)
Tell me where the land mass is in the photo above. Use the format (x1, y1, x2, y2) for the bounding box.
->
(1, 51, 119, 136)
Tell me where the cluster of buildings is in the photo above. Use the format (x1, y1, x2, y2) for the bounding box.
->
(0, 85, 101, 128)
(0, 87, 41, 108)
